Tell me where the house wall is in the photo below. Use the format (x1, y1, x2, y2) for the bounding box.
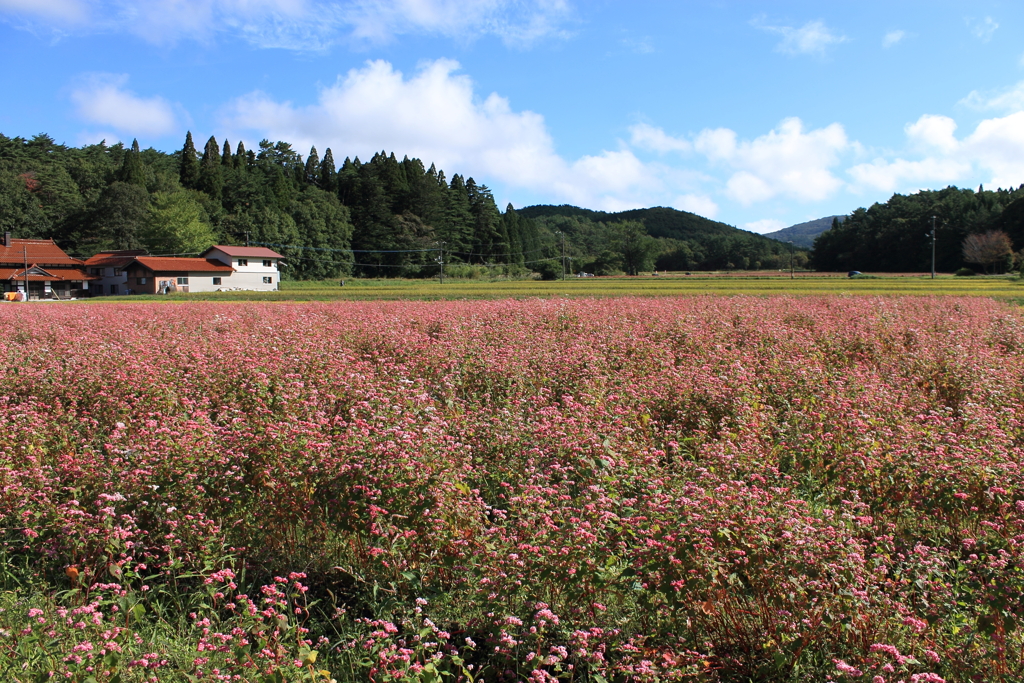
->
(87, 266, 129, 295)
(2, 279, 86, 299)
(206, 249, 279, 290)
(184, 272, 231, 292)
(126, 268, 160, 294)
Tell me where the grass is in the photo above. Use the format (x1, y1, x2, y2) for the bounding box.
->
(66, 272, 1024, 303)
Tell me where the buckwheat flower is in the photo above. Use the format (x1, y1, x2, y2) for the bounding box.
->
(833, 659, 862, 677)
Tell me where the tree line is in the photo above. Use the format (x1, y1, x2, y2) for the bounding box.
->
(0, 133, 551, 279)
(811, 185, 1024, 273)
(0, 132, 804, 279)
(520, 205, 806, 274)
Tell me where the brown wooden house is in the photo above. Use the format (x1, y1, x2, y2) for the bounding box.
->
(0, 233, 93, 300)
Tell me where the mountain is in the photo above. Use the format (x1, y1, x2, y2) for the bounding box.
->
(765, 215, 845, 248)
(519, 205, 750, 241)
(518, 204, 802, 272)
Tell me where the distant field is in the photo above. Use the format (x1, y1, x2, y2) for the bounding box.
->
(76, 272, 1024, 302)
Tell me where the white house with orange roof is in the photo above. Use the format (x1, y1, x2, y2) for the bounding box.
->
(201, 245, 283, 291)
(83, 250, 147, 296)
(122, 257, 235, 294)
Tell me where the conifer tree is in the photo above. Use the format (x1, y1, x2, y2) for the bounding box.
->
(320, 148, 336, 192)
(222, 139, 233, 166)
(119, 138, 147, 187)
(466, 178, 505, 262)
(234, 141, 247, 170)
(179, 131, 200, 189)
(337, 157, 359, 205)
(439, 174, 474, 256)
(503, 204, 525, 265)
(305, 146, 320, 186)
(198, 136, 224, 199)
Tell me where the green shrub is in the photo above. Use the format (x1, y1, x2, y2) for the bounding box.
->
(954, 267, 976, 276)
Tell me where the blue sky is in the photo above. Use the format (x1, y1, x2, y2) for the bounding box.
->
(3, 1, 1024, 233)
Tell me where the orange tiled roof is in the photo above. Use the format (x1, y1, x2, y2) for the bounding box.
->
(131, 257, 234, 273)
(0, 239, 82, 266)
(204, 245, 284, 259)
(84, 250, 147, 267)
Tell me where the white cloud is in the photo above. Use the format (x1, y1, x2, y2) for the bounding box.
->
(0, 0, 87, 22)
(883, 30, 904, 48)
(675, 194, 718, 218)
(965, 111, 1024, 189)
(847, 157, 970, 193)
(969, 16, 998, 42)
(1, 0, 572, 49)
(694, 117, 849, 204)
(220, 59, 661, 211)
(70, 73, 181, 137)
(960, 81, 1024, 113)
(629, 123, 691, 154)
(905, 114, 959, 154)
(753, 18, 847, 57)
(847, 111, 1024, 193)
(743, 219, 786, 234)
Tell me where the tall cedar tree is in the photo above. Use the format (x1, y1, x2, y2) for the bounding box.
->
(221, 139, 233, 166)
(305, 146, 320, 186)
(119, 139, 146, 187)
(320, 148, 336, 193)
(234, 141, 247, 170)
(441, 174, 474, 257)
(198, 136, 224, 199)
(179, 132, 200, 189)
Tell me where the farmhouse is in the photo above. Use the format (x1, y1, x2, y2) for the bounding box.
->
(0, 232, 92, 299)
(123, 257, 235, 294)
(201, 246, 283, 291)
(84, 250, 146, 296)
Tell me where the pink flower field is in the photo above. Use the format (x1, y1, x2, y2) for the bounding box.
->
(3, 296, 1024, 682)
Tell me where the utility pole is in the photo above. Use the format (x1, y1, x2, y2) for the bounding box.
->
(788, 241, 794, 280)
(556, 231, 566, 280)
(929, 216, 936, 279)
(435, 241, 445, 284)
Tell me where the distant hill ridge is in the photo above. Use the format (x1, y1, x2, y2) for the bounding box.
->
(518, 204, 774, 242)
(518, 204, 803, 272)
(765, 215, 845, 248)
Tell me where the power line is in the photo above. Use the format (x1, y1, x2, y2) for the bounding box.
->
(278, 251, 561, 270)
(252, 241, 434, 254)
(251, 240, 559, 267)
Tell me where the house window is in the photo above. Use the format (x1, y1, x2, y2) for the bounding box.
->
(263, 260, 272, 267)
(237, 259, 248, 267)
(110, 284, 118, 295)
(213, 277, 222, 285)
(177, 277, 189, 285)
(137, 277, 147, 285)
(114, 268, 122, 276)
(263, 276, 272, 284)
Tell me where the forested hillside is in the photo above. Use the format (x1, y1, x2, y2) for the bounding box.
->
(0, 133, 546, 279)
(520, 204, 805, 272)
(1, 133, 810, 280)
(812, 185, 1024, 273)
